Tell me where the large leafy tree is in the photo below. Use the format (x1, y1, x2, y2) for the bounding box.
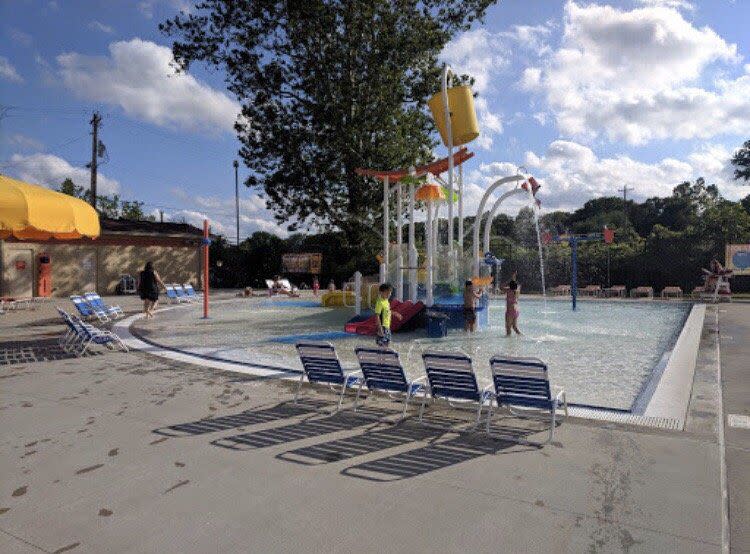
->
(160, 0, 494, 239)
(732, 139, 750, 183)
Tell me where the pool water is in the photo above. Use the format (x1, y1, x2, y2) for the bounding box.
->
(137, 297, 691, 411)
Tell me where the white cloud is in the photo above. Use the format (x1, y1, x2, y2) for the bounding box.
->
(461, 139, 747, 217)
(7, 28, 33, 47)
(5, 134, 44, 151)
(164, 187, 289, 239)
(0, 56, 23, 83)
(88, 21, 114, 34)
(138, 0, 190, 19)
(529, 1, 749, 144)
(7, 153, 120, 195)
(635, 0, 694, 11)
(56, 39, 239, 134)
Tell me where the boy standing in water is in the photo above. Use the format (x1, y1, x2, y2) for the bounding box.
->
(374, 283, 402, 347)
(463, 280, 483, 332)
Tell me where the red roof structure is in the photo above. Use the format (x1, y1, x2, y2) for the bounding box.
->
(355, 147, 474, 182)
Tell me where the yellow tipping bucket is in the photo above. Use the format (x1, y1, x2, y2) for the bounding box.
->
(427, 85, 480, 147)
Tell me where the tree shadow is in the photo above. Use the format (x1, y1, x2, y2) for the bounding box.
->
(152, 399, 330, 437)
(0, 338, 82, 366)
(210, 407, 394, 451)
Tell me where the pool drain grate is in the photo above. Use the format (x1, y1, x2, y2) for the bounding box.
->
(569, 406, 681, 430)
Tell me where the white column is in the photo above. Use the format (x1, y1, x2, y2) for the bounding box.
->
(381, 176, 389, 284)
(354, 271, 362, 315)
(396, 180, 404, 301)
(426, 202, 434, 307)
(441, 65, 454, 260)
(408, 169, 418, 302)
(458, 161, 464, 249)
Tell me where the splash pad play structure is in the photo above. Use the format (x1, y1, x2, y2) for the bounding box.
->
(341, 65, 541, 337)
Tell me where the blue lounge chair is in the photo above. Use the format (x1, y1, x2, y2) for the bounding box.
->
(354, 347, 426, 418)
(182, 283, 199, 298)
(84, 292, 124, 319)
(420, 351, 493, 426)
(487, 356, 568, 443)
(295, 342, 363, 411)
(164, 285, 185, 304)
(56, 308, 128, 356)
(70, 295, 109, 322)
(173, 284, 193, 302)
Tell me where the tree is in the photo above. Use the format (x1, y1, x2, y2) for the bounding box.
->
(57, 179, 154, 221)
(732, 139, 750, 183)
(161, 0, 494, 240)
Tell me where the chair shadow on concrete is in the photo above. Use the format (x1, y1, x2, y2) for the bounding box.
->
(0, 338, 82, 366)
(152, 399, 330, 437)
(341, 421, 540, 482)
(276, 419, 447, 466)
(210, 407, 395, 451)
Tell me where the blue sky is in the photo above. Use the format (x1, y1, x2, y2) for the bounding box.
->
(1, 0, 749, 241)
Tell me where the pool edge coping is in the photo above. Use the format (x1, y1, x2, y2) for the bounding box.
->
(115, 300, 704, 432)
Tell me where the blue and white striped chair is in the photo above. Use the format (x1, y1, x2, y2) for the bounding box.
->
(487, 356, 567, 443)
(173, 284, 193, 303)
(295, 342, 363, 411)
(182, 283, 199, 299)
(70, 295, 109, 322)
(84, 292, 124, 319)
(164, 285, 185, 304)
(420, 351, 493, 427)
(354, 347, 426, 418)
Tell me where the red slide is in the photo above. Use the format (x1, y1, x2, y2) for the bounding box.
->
(344, 300, 425, 336)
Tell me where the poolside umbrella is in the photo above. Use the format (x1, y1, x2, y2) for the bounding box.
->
(0, 175, 100, 240)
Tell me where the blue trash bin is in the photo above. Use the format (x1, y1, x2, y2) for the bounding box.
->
(426, 311, 449, 338)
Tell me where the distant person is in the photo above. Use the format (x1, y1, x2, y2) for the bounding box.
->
(312, 277, 320, 296)
(328, 280, 336, 292)
(500, 272, 522, 336)
(374, 283, 402, 347)
(138, 261, 165, 319)
(463, 280, 483, 332)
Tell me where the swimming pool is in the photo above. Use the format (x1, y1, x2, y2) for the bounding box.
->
(132, 297, 693, 412)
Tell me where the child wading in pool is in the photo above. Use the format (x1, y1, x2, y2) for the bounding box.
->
(463, 280, 483, 333)
(501, 273, 522, 336)
(374, 283, 402, 347)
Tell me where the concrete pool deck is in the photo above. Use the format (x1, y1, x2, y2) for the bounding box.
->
(0, 294, 745, 552)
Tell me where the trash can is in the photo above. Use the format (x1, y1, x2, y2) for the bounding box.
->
(426, 311, 449, 338)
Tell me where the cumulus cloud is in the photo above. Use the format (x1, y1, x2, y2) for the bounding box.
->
(7, 28, 33, 47)
(635, 0, 694, 11)
(7, 153, 120, 195)
(460, 139, 746, 218)
(0, 56, 23, 83)
(526, 1, 748, 144)
(5, 134, 44, 151)
(164, 188, 290, 239)
(137, 0, 190, 19)
(56, 39, 239, 134)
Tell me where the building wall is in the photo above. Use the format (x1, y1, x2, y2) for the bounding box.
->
(1, 239, 200, 297)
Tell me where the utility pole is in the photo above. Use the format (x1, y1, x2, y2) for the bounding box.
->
(89, 111, 101, 209)
(159, 210, 164, 223)
(618, 185, 633, 223)
(233, 159, 240, 246)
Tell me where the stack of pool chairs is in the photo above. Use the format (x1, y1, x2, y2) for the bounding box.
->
(165, 283, 199, 304)
(70, 293, 124, 323)
(56, 307, 128, 356)
(295, 342, 568, 444)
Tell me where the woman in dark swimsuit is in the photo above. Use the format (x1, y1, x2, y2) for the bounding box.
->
(138, 262, 165, 319)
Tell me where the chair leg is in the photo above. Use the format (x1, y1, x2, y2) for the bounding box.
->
(402, 394, 410, 419)
(293, 373, 305, 404)
(354, 381, 364, 412)
(548, 408, 556, 444)
(418, 389, 428, 423)
(486, 403, 494, 434)
(336, 380, 348, 412)
(474, 400, 483, 428)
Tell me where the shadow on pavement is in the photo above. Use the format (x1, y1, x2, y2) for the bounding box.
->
(152, 399, 330, 437)
(211, 408, 393, 451)
(341, 424, 539, 482)
(0, 338, 81, 366)
(277, 419, 447, 465)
